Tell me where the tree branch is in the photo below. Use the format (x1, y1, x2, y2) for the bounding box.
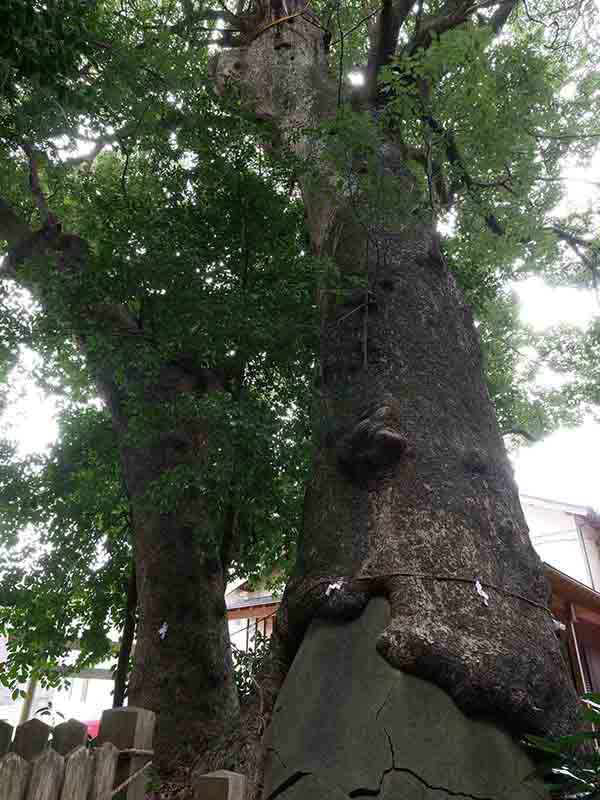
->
(365, 0, 413, 100)
(113, 561, 137, 708)
(406, 0, 517, 54)
(550, 225, 600, 291)
(23, 144, 57, 228)
(422, 113, 507, 234)
(487, 0, 518, 33)
(61, 139, 109, 166)
(407, 0, 478, 54)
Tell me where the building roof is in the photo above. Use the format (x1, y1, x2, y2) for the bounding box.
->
(522, 494, 600, 527)
(226, 591, 279, 610)
(545, 562, 600, 621)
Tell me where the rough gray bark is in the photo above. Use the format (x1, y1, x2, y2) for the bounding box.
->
(212, 5, 577, 797)
(90, 349, 243, 777)
(119, 427, 241, 775)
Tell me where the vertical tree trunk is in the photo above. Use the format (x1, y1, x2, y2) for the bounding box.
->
(101, 381, 243, 777)
(213, 10, 576, 799)
(113, 562, 137, 709)
(259, 199, 576, 798)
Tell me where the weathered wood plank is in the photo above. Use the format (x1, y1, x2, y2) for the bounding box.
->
(26, 749, 64, 800)
(12, 719, 51, 762)
(0, 720, 13, 757)
(60, 746, 93, 800)
(89, 743, 119, 800)
(98, 708, 155, 800)
(52, 720, 88, 757)
(0, 753, 31, 800)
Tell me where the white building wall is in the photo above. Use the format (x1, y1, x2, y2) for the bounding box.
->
(0, 648, 115, 728)
(521, 495, 600, 589)
(48, 661, 115, 724)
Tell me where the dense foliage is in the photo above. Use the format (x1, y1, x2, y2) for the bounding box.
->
(528, 694, 600, 798)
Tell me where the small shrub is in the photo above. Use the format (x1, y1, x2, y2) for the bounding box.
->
(527, 694, 600, 798)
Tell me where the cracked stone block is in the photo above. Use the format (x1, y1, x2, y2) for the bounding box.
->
(262, 598, 543, 800)
(193, 770, 247, 800)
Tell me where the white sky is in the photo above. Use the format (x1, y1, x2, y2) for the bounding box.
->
(0, 349, 59, 457)
(509, 143, 600, 510)
(511, 277, 600, 509)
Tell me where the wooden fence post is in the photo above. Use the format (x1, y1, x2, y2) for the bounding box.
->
(90, 742, 119, 800)
(26, 749, 64, 800)
(0, 720, 13, 757)
(60, 746, 94, 800)
(0, 753, 31, 800)
(52, 720, 88, 757)
(97, 707, 155, 800)
(12, 719, 51, 762)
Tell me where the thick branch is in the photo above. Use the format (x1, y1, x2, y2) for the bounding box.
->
(0, 194, 141, 338)
(550, 225, 600, 287)
(487, 0, 518, 33)
(407, 0, 517, 54)
(550, 225, 596, 255)
(0, 196, 43, 280)
(61, 139, 109, 166)
(407, 0, 478, 54)
(422, 113, 506, 234)
(23, 144, 57, 228)
(365, 0, 413, 100)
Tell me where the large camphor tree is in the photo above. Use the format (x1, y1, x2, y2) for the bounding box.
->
(209, 0, 600, 797)
(0, 0, 599, 795)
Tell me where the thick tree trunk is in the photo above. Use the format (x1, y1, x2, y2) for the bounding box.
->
(107, 398, 243, 777)
(83, 339, 247, 776)
(290, 201, 574, 735)
(259, 202, 577, 797)
(213, 10, 576, 799)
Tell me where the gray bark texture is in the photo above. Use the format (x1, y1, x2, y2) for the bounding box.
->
(212, 5, 576, 798)
(97, 364, 243, 777)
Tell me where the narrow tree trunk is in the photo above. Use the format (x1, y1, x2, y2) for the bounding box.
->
(113, 562, 137, 709)
(213, 11, 576, 799)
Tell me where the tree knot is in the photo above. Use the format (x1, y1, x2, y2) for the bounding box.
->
(338, 397, 411, 478)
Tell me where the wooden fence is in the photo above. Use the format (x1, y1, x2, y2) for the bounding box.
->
(0, 707, 155, 800)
